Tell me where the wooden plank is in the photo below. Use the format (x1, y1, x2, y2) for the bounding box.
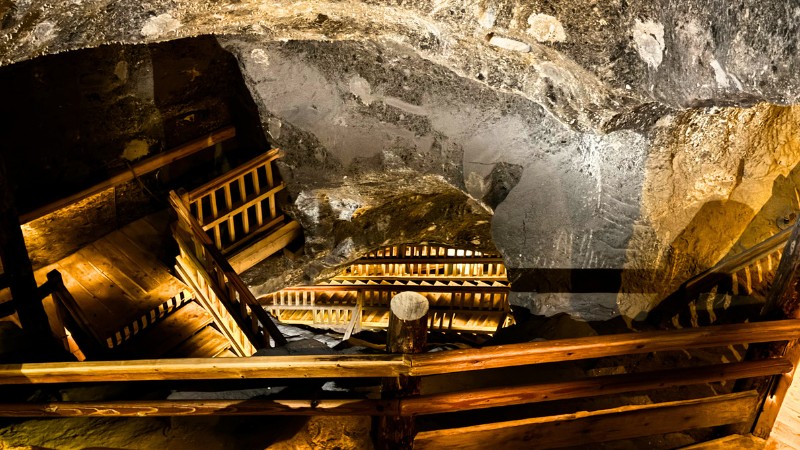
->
(54, 256, 132, 333)
(116, 302, 212, 359)
(413, 391, 759, 450)
(0, 398, 396, 417)
(409, 319, 800, 376)
(101, 231, 172, 288)
(78, 244, 148, 300)
(89, 236, 160, 296)
(229, 220, 302, 273)
(19, 127, 236, 224)
(402, 359, 792, 415)
(0, 354, 407, 384)
(164, 325, 230, 358)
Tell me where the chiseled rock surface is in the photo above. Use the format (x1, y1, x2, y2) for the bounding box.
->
(3, 1, 800, 319)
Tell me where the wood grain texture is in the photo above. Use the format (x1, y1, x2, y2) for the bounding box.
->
(0, 398, 397, 417)
(0, 354, 408, 384)
(402, 358, 792, 416)
(409, 319, 800, 376)
(414, 391, 759, 450)
(1, 320, 799, 383)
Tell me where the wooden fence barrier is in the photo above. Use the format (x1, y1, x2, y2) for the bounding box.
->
(184, 149, 301, 273)
(170, 190, 286, 356)
(649, 225, 793, 324)
(0, 319, 797, 448)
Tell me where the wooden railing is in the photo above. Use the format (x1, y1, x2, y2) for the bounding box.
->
(104, 289, 194, 349)
(170, 190, 286, 356)
(0, 319, 797, 447)
(342, 244, 507, 280)
(1, 319, 797, 382)
(186, 149, 287, 255)
(39, 270, 198, 361)
(649, 226, 792, 324)
(262, 280, 511, 335)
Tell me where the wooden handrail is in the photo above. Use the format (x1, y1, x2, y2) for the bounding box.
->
(20, 127, 236, 224)
(169, 190, 286, 349)
(0, 358, 786, 418)
(1, 319, 799, 384)
(685, 226, 792, 293)
(0, 358, 787, 418)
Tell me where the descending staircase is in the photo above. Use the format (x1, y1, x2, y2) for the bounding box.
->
(648, 225, 792, 327)
(260, 244, 514, 337)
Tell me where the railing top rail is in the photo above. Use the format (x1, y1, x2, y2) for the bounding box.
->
(2, 319, 799, 384)
(168, 190, 287, 347)
(685, 226, 792, 292)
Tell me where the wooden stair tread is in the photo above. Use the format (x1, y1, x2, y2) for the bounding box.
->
(88, 236, 163, 293)
(102, 230, 172, 287)
(116, 302, 213, 359)
(165, 325, 231, 358)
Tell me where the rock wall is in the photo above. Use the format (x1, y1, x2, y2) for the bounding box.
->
(2, 1, 800, 318)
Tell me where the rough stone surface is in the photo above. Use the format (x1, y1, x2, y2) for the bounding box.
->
(2, 1, 800, 320)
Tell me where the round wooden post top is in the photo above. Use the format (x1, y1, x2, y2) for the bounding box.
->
(390, 292, 429, 321)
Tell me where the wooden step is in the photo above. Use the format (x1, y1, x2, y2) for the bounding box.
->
(115, 302, 212, 359)
(165, 325, 232, 358)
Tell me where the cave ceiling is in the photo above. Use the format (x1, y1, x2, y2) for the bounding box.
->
(3, 0, 800, 320)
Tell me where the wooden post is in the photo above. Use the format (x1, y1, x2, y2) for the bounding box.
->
(737, 218, 800, 437)
(376, 292, 429, 449)
(0, 156, 51, 345)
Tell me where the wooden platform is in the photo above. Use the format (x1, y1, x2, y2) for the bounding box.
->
(3, 211, 232, 359)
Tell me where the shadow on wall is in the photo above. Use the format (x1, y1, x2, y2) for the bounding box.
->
(3, 36, 271, 269)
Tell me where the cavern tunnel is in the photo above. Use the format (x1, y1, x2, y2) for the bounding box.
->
(1, 1, 800, 449)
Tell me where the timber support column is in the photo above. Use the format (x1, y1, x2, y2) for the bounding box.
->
(376, 291, 429, 449)
(0, 156, 51, 345)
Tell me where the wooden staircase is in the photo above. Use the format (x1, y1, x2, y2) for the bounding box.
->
(260, 244, 513, 337)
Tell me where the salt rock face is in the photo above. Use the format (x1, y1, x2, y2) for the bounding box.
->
(3, 0, 800, 320)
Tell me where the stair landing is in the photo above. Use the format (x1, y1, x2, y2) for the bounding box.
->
(3, 211, 231, 359)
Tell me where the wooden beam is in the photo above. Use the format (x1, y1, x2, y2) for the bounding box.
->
(0, 156, 51, 344)
(408, 319, 800, 376)
(0, 360, 787, 418)
(0, 398, 397, 417)
(0, 355, 408, 384)
(228, 220, 302, 273)
(1, 320, 799, 384)
(19, 126, 236, 224)
(413, 391, 759, 450)
(402, 359, 792, 415)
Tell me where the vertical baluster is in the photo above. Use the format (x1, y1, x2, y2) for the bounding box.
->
(224, 183, 235, 244)
(238, 176, 250, 235)
(266, 162, 277, 219)
(252, 168, 264, 227)
(210, 193, 222, 249)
